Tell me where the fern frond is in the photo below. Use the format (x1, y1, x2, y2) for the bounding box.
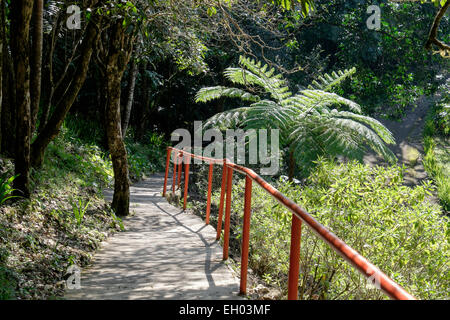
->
(244, 101, 295, 136)
(308, 68, 356, 92)
(332, 110, 395, 144)
(201, 107, 250, 132)
(284, 90, 362, 114)
(324, 116, 396, 164)
(235, 56, 292, 102)
(195, 86, 261, 103)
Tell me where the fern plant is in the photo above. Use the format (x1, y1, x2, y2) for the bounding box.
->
(196, 56, 396, 177)
(0, 174, 20, 205)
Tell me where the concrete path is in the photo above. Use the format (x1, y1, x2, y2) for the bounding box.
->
(64, 173, 241, 300)
(363, 94, 437, 186)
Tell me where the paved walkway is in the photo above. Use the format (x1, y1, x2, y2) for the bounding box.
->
(65, 173, 241, 300)
(363, 94, 437, 186)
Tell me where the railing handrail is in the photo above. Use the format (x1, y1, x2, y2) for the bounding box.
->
(163, 146, 416, 300)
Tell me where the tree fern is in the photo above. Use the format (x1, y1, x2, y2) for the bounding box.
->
(195, 56, 396, 177)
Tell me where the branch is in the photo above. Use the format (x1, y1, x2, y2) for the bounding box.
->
(425, 0, 450, 57)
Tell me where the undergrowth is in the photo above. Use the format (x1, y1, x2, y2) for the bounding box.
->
(423, 88, 450, 212)
(0, 114, 166, 299)
(188, 159, 448, 300)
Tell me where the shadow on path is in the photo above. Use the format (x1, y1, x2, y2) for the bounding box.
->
(64, 173, 241, 300)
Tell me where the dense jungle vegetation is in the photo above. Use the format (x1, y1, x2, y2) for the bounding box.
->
(0, 0, 448, 300)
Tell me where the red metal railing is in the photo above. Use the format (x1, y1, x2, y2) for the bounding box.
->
(162, 147, 416, 300)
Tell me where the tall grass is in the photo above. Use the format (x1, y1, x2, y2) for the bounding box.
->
(423, 93, 450, 212)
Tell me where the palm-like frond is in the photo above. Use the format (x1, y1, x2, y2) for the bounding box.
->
(284, 90, 362, 114)
(308, 68, 356, 92)
(201, 107, 251, 132)
(224, 56, 292, 102)
(195, 56, 396, 173)
(195, 86, 261, 103)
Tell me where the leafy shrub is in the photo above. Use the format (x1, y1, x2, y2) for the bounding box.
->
(214, 159, 449, 299)
(433, 92, 450, 137)
(423, 90, 450, 212)
(125, 132, 167, 180)
(64, 114, 105, 146)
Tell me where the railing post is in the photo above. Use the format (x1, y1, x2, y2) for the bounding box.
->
(172, 151, 178, 193)
(223, 165, 233, 260)
(183, 154, 190, 210)
(163, 147, 172, 197)
(287, 214, 302, 300)
(240, 176, 252, 295)
(177, 153, 183, 189)
(205, 162, 213, 225)
(216, 162, 228, 240)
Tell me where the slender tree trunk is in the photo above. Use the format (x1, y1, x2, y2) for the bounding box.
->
(106, 74, 130, 216)
(103, 21, 134, 216)
(121, 56, 138, 138)
(11, 0, 34, 197)
(30, 0, 43, 134)
(1, 41, 16, 157)
(135, 62, 148, 141)
(1, 0, 15, 156)
(288, 149, 295, 182)
(38, 12, 61, 133)
(0, 0, 3, 151)
(31, 16, 102, 167)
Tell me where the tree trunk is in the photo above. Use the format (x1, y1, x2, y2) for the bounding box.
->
(288, 149, 295, 182)
(1, 41, 16, 157)
(135, 62, 148, 141)
(1, 0, 15, 156)
(103, 21, 134, 216)
(31, 16, 102, 167)
(0, 0, 3, 151)
(30, 0, 43, 134)
(121, 56, 138, 138)
(106, 73, 130, 216)
(38, 12, 62, 133)
(11, 0, 34, 197)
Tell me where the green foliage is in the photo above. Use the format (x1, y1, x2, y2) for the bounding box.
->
(290, 0, 449, 118)
(0, 265, 17, 300)
(272, 0, 315, 15)
(429, 91, 450, 136)
(125, 132, 167, 180)
(196, 56, 395, 175)
(49, 114, 167, 184)
(423, 137, 450, 212)
(38, 125, 113, 192)
(308, 68, 356, 92)
(0, 117, 127, 299)
(0, 248, 17, 299)
(63, 114, 105, 146)
(0, 174, 20, 205)
(196, 86, 261, 103)
(69, 198, 91, 226)
(109, 210, 125, 231)
(215, 159, 448, 299)
(423, 90, 450, 211)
